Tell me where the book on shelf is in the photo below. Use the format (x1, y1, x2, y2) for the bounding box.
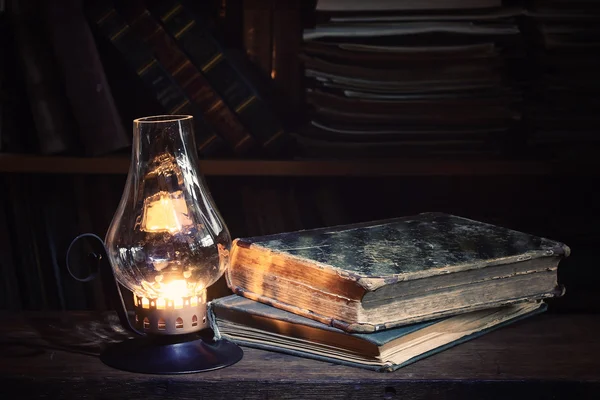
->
(12, 0, 77, 155)
(43, 0, 131, 157)
(119, 0, 256, 155)
(145, 0, 289, 152)
(298, 0, 526, 158)
(0, 2, 33, 154)
(315, 0, 504, 12)
(271, 0, 303, 111)
(215, 0, 243, 49)
(86, 0, 225, 156)
(209, 294, 547, 372)
(226, 212, 569, 333)
(303, 21, 520, 41)
(326, 7, 523, 23)
(242, 0, 273, 80)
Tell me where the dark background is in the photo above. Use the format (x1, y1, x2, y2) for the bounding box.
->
(0, 0, 598, 314)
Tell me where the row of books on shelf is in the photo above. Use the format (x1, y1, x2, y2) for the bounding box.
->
(0, 0, 289, 158)
(1, 0, 599, 160)
(289, 0, 600, 158)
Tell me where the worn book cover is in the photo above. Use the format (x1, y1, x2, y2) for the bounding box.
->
(210, 295, 547, 372)
(227, 212, 569, 332)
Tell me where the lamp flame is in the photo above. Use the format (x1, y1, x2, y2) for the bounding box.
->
(141, 191, 192, 233)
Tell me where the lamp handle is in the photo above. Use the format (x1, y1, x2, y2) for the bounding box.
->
(66, 233, 145, 336)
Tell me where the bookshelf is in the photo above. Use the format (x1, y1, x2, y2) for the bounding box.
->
(0, 154, 593, 176)
(2, 0, 598, 326)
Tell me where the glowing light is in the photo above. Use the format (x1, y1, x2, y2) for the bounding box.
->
(174, 298, 184, 309)
(163, 279, 188, 300)
(141, 191, 192, 233)
(157, 298, 166, 310)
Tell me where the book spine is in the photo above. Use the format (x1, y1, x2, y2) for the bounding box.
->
(122, 2, 255, 154)
(87, 2, 224, 156)
(12, 0, 76, 155)
(43, 0, 131, 157)
(272, 0, 302, 111)
(218, 0, 243, 49)
(146, 0, 287, 152)
(242, 0, 272, 79)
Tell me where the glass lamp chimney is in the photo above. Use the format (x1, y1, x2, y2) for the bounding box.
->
(105, 115, 231, 335)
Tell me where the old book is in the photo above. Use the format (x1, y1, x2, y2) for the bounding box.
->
(210, 295, 547, 372)
(306, 88, 513, 114)
(328, 7, 523, 23)
(120, 0, 256, 154)
(43, 0, 131, 156)
(145, 0, 287, 153)
(308, 106, 517, 125)
(302, 54, 502, 82)
(227, 212, 569, 332)
(271, 0, 303, 111)
(88, 1, 225, 155)
(315, 0, 502, 12)
(303, 21, 519, 41)
(12, 0, 77, 155)
(242, 0, 273, 80)
(86, 0, 224, 156)
(302, 42, 499, 65)
(307, 120, 508, 141)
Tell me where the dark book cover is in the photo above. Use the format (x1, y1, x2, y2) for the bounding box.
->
(243, 0, 273, 80)
(12, 0, 77, 155)
(145, 0, 288, 153)
(214, 0, 243, 48)
(43, 0, 131, 156)
(121, 0, 256, 154)
(86, 0, 225, 156)
(272, 0, 303, 111)
(314, 0, 503, 12)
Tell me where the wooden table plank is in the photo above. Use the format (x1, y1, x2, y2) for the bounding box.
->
(0, 312, 598, 399)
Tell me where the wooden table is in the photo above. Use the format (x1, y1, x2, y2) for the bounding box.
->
(0, 312, 598, 399)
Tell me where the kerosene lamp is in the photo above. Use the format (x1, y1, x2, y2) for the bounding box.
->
(68, 115, 242, 374)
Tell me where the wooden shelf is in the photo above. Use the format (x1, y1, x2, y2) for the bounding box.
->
(0, 153, 589, 176)
(1, 312, 598, 399)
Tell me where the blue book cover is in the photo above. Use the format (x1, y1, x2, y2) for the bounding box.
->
(209, 295, 547, 372)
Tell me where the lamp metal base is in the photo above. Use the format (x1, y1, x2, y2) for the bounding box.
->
(100, 333, 243, 374)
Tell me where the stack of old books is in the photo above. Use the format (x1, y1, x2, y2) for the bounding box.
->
(524, 0, 600, 157)
(210, 212, 570, 372)
(294, 0, 525, 158)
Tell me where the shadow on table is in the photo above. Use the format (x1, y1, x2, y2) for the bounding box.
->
(0, 312, 132, 359)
